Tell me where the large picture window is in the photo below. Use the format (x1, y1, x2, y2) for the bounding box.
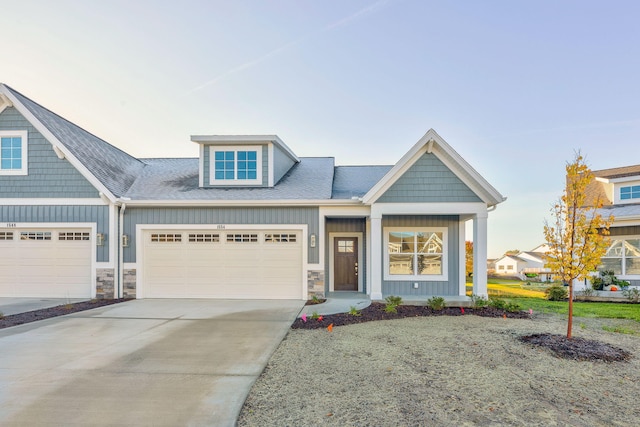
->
(385, 227, 447, 280)
(601, 238, 640, 276)
(0, 130, 28, 175)
(209, 145, 262, 185)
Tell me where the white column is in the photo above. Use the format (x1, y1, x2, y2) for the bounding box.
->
(459, 220, 467, 297)
(472, 212, 488, 297)
(370, 215, 383, 300)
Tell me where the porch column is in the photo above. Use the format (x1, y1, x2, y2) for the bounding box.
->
(472, 211, 488, 297)
(370, 215, 383, 300)
(459, 220, 467, 297)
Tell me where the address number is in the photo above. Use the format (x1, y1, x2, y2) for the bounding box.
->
(216, 225, 226, 229)
(5, 223, 17, 228)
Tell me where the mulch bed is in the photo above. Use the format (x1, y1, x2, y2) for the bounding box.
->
(292, 302, 530, 330)
(0, 299, 130, 330)
(520, 333, 632, 362)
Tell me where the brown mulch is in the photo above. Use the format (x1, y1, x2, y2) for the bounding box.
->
(520, 333, 632, 362)
(0, 299, 130, 329)
(292, 302, 530, 330)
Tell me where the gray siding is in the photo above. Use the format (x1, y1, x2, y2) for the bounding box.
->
(381, 215, 460, 296)
(123, 206, 319, 263)
(610, 226, 640, 236)
(273, 144, 296, 184)
(0, 107, 100, 198)
(376, 152, 481, 203)
(325, 218, 367, 293)
(0, 205, 110, 262)
(201, 145, 268, 188)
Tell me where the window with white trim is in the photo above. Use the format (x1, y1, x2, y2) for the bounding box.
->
(620, 185, 640, 200)
(227, 233, 258, 243)
(59, 232, 90, 241)
(151, 233, 182, 243)
(498, 265, 505, 270)
(188, 233, 219, 242)
(20, 231, 51, 241)
(0, 130, 28, 175)
(385, 228, 447, 280)
(0, 231, 14, 240)
(507, 265, 514, 270)
(265, 233, 297, 243)
(601, 238, 640, 275)
(210, 145, 262, 185)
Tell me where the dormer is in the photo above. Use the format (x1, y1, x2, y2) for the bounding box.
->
(191, 135, 299, 188)
(594, 164, 640, 206)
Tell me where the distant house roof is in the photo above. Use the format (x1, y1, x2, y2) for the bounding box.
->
(124, 157, 335, 201)
(2, 84, 145, 198)
(593, 164, 640, 180)
(331, 165, 392, 199)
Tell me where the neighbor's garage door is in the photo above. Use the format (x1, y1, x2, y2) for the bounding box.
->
(0, 229, 92, 298)
(143, 229, 303, 299)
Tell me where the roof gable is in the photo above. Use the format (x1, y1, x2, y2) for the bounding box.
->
(362, 129, 504, 206)
(0, 84, 145, 200)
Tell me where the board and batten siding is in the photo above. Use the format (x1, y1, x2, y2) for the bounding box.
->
(201, 145, 269, 187)
(609, 226, 640, 236)
(0, 205, 110, 262)
(381, 215, 460, 296)
(0, 107, 100, 198)
(376, 152, 481, 203)
(273, 144, 296, 185)
(325, 217, 367, 293)
(123, 206, 319, 263)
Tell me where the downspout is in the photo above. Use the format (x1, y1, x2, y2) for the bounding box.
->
(118, 202, 126, 298)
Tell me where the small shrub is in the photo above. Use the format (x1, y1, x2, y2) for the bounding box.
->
(427, 296, 445, 311)
(310, 311, 320, 320)
(505, 301, 522, 313)
(348, 306, 362, 316)
(592, 270, 630, 290)
(0, 311, 4, 320)
(488, 297, 507, 310)
(622, 287, 640, 303)
(312, 295, 321, 304)
(384, 295, 403, 314)
(545, 285, 568, 301)
(470, 294, 488, 308)
(580, 287, 595, 297)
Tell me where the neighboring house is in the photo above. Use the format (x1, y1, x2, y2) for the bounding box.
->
(0, 84, 505, 300)
(586, 165, 640, 287)
(493, 244, 552, 281)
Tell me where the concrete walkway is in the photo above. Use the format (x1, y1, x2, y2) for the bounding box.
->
(0, 297, 87, 316)
(0, 299, 304, 427)
(299, 293, 371, 317)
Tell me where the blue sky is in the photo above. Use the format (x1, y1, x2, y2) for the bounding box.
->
(2, 0, 639, 257)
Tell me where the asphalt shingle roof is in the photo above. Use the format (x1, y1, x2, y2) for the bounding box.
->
(5, 85, 145, 197)
(331, 165, 392, 199)
(124, 157, 336, 200)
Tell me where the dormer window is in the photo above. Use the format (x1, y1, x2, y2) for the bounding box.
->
(210, 145, 262, 185)
(620, 185, 640, 200)
(0, 130, 28, 175)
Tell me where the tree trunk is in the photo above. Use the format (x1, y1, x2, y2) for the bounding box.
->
(567, 282, 573, 339)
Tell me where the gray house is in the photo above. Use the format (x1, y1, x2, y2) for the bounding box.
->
(0, 84, 505, 300)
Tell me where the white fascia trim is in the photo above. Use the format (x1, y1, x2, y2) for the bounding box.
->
(268, 142, 274, 187)
(371, 202, 488, 218)
(191, 134, 300, 163)
(612, 217, 640, 227)
(603, 176, 640, 184)
(362, 129, 505, 206)
(118, 199, 363, 207)
(0, 198, 108, 205)
(0, 86, 117, 203)
(198, 144, 204, 188)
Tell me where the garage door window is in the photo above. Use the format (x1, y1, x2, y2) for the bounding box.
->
(59, 232, 90, 241)
(151, 233, 182, 242)
(20, 231, 51, 241)
(188, 233, 220, 242)
(265, 233, 297, 243)
(0, 231, 13, 240)
(227, 233, 258, 243)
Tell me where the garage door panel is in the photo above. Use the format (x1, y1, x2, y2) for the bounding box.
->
(144, 229, 303, 299)
(0, 228, 92, 298)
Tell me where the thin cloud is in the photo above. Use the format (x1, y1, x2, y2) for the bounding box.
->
(187, 0, 396, 93)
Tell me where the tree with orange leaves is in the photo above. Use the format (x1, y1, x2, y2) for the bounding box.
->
(543, 152, 613, 339)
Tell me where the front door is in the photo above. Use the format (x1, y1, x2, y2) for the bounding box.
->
(334, 237, 358, 291)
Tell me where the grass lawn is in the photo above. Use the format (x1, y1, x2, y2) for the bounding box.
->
(466, 278, 550, 299)
(506, 297, 640, 322)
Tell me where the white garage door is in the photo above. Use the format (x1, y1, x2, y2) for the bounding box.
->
(0, 229, 92, 298)
(143, 229, 303, 299)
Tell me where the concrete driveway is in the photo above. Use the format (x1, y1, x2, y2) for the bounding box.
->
(0, 297, 87, 316)
(0, 299, 303, 427)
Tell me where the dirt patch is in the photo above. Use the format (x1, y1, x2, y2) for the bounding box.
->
(520, 333, 632, 362)
(0, 299, 130, 329)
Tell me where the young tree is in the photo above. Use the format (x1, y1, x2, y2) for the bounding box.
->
(465, 240, 473, 277)
(543, 152, 613, 339)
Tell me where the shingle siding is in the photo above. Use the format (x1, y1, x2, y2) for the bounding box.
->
(377, 152, 481, 203)
(0, 107, 99, 198)
(122, 206, 319, 263)
(381, 215, 459, 296)
(0, 204, 110, 262)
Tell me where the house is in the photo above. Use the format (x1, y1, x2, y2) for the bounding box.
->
(585, 165, 640, 287)
(0, 84, 505, 301)
(493, 244, 553, 281)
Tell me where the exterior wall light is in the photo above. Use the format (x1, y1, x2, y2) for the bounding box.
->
(310, 233, 316, 248)
(96, 233, 105, 246)
(122, 234, 129, 247)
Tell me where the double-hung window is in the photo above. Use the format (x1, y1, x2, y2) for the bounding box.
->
(385, 227, 448, 280)
(0, 130, 28, 175)
(210, 146, 262, 185)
